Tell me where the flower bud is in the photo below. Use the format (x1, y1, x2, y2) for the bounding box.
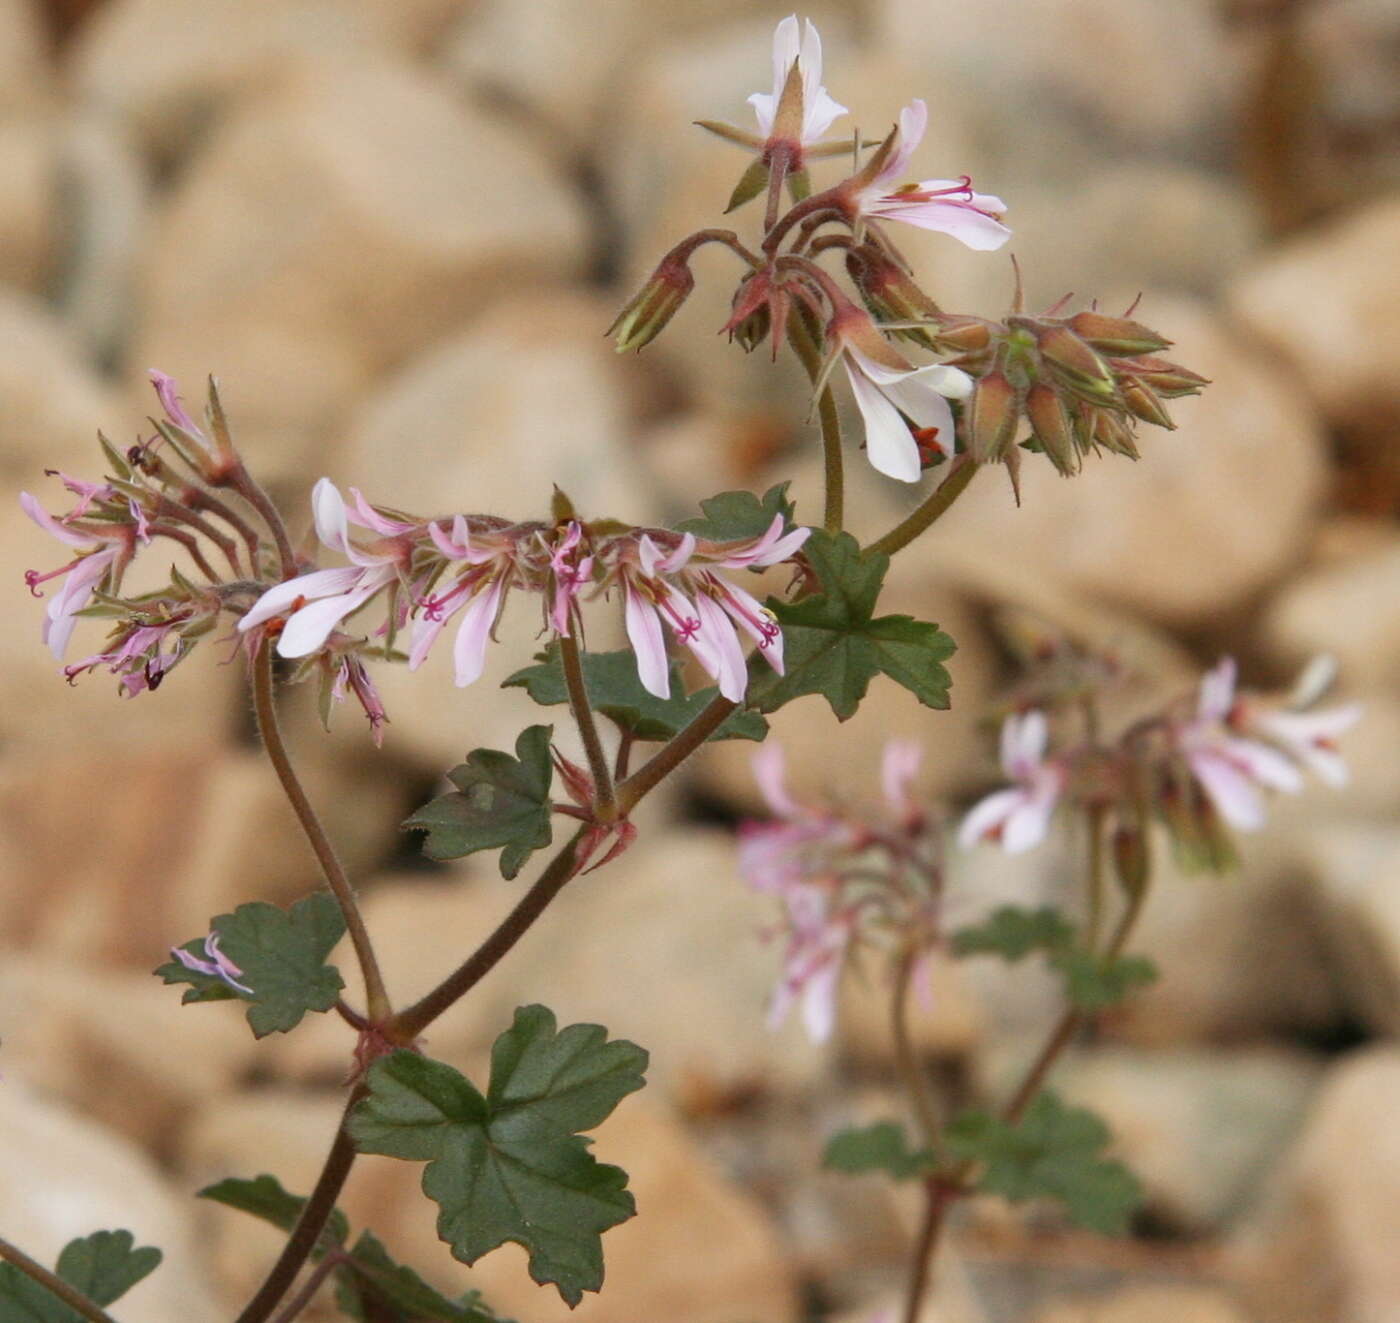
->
(1120, 378, 1175, 430)
(967, 370, 1019, 463)
(1112, 821, 1151, 900)
(1123, 356, 1209, 399)
(933, 315, 993, 357)
(608, 258, 695, 354)
(1066, 311, 1171, 357)
(846, 247, 941, 349)
(1024, 383, 1078, 475)
(1089, 408, 1140, 459)
(1034, 326, 1118, 404)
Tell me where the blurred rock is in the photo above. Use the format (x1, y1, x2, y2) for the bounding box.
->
(830, 1261, 988, 1323)
(184, 1088, 799, 1323)
(930, 295, 1326, 625)
(52, 110, 149, 368)
(1050, 1046, 1322, 1233)
(0, 115, 56, 294)
(71, 0, 479, 161)
(878, 0, 1232, 157)
(0, 953, 257, 1153)
(130, 55, 586, 484)
(1262, 532, 1400, 693)
(1228, 194, 1400, 443)
(0, 0, 51, 112)
(1240, 1046, 1400, 1323)
(1034, 1285, 1251, 1323)
(0, 1077, 223, 1322)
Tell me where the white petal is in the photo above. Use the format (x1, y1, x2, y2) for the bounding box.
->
(957, 788, 1023, 850)
(694, 592, 748, 701)
(451, 577, 505, 687)
(752, 743, 798, 818)
(311, 478, 349, 552)
(1189, 751, 1265, 831)
(624, 585, 671, 699)
(1002, 779, 1060, 853)
(239, 566, 363, 632)
(1198, 658, 1237, 721)
(277, 581, 379, 658)
(844, 358, 921, 482)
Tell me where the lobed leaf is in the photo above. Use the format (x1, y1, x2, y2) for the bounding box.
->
(0, 1231, 161, 1323)
(822, 1121, 936, 1181)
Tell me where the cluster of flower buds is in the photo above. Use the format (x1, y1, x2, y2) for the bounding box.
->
(960, 650, 1361, 876)
(239, 478, 811, 710)
(737, 740, 942, 1041)
(612, 15, 1205, 495)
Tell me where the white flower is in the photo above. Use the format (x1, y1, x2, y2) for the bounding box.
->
(748, 14, 847, 145)
(958, 710, 1066, 853)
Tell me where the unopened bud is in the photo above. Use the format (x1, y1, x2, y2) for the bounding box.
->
(1024, 383, 1078, 475)
(1112, 822, 1151, 899)
(933, 315, 993, 357)
(1124, 356, 1209, 399)
(846, 248, 941, 349)
(608, 258, 695, 353)
(1035, 326, 1118, 404)
(1090, 408, 1140, 459)
(1120, 379, 1175, 430)
(1066, 311, 1171, 357)
(968, 371, 1019, 463)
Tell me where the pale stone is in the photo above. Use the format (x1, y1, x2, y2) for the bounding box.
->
(0, 953, 257, 1151)
(1262, 534, 1400, 693)
(71, 0, 480, 160)
(0, 116, 56, 294)
(1239, 1046, 1400, 1323)
(928, 295, 1327, 624)
(1228, 195, 1400, 439)
(0, 1077, 224, 1322)
(130, 55, 586, 484)
(0, 0, 50, 112)
(1034, 1285, 1251, 1323)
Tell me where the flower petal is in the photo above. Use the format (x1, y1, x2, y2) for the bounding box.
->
(624, 583, 671, 699)
(844, 356, 922, 482)
(451, 576, 505, 687)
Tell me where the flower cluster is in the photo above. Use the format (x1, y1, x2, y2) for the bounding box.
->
(738, 740, 941, 1041)
(239, 479, 812, 708)
(959, 653, 1361, 870)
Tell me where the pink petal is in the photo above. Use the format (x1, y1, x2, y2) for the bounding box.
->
(752, 742, 800, 819)
(624, 584, 671, 699)
(694, 592, 748, 701)
(21, 492, 98, 549)
(1198, 658, 1237, 722)
(1189, 750, 1265, 831)
(881, 739, 923, 819)
(451, 576, 505, 687)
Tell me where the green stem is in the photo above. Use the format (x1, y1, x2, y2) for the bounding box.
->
(1085, 804, 1107, 952)
(788, 312, 844, 533)
(392, 827, 587, 1039)
(252, 644, 392, 1024)
(614, 695, 737, 815)
(0, 1238, 120, 1323)
(234, 1093, 361, 1323)
(557, 632, 616, 821)
(892, 946, 943, 1153)
(867, 455, 978, 558)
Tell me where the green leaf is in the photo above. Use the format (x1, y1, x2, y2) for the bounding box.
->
(0, 1231, 161, 1323)
(823, 1122, 935, 1181)
(349, 1005, 648, 1307)
(675, 484, 794, 542)
(748, 531, 955, 720)
(945, 1092, 1142, 1234)
(723, 159, 771, 213)
(155, 893, 346, 1037)
(404, 726, 554, 879)
(336, 1231, 512, 1323)
(1052, 951, 1159, 1010)
(503, 646, 767, 744)
(950, 906, 1076, 961)
(197, 1173, 349, 1250)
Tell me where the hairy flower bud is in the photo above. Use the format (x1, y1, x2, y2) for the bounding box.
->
(967, 370, 1019, 463)
(1121, 356, 1210, 399)
(1024, 383, 1078, 475)
(608, 256, 695, 354)
(1120, 378, 1175, 430)
(1033, 326, 1118, 404)
(1111, 820, 1151, 900)
(1066, 311, 1171, 357)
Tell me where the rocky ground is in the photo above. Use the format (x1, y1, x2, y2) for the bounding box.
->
(3, 1, 1399, 1320)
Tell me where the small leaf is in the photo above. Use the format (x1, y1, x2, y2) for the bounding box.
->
(0, 1230, 162, 1323)
(823, 1122, 935, 1181)
(336, 1231, 512, 1323)
(1052, 950, 1159, 1010)
(950, 906, 1076, 962)
(945, 1092, 1142, 1235)
(724, 159, 771, 213)
(503, 646, 767, 743)
(156, 893, 346, 1037)
(675, 484, 794, 542)
(404, 726, 554, 879)
(350, 1005, 648, 1307)
(197, 1174, 349, 1250)
(748, 531, 955, 720)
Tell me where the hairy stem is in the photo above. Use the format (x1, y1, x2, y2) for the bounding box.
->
(867, 455, 978, 558)
(0, 1238, 121, 1323)
(268, 1253, 342, 1323)
(234, 1094, 361, 1323)
(899, 1179, 957, 1323)
(788, 311, 844, 533)
(392, 827, 587, 1039)
(1084, 804, 1106, 952)
(615, 695, 738, 815)
(557, 632, 616, 820)
(252, 644, 392, 1024)
(892, 946, 943, 1153)
(228, 462, 297, 578)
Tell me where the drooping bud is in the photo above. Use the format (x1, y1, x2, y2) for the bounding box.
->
(1033, 326, 1119, 405)
(1066, 311, 1171, 357)
(845, 246, 941, 349)
(608, 254, 695, 354)
(967, 370, 1019, 463)
(1024, 383, 1078, 475)
(1111, 820, 1151, 900)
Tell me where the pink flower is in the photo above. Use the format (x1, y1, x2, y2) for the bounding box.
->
(881, 738, 924, 828)
(331, 651, 389, 747)
(1248, 704, 1361, 788)
(958, 710, 1066, 853)
(239, 479, 410, 658)
(172, 933, 252, 995)
(548, 521, 593, 636)
(1176, 659, 1304, 831)
(855, 100, 1011, 251)
(64, 616, 194, 697)
(748, 15, 847, 146)
(21, 489, 132, 660)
